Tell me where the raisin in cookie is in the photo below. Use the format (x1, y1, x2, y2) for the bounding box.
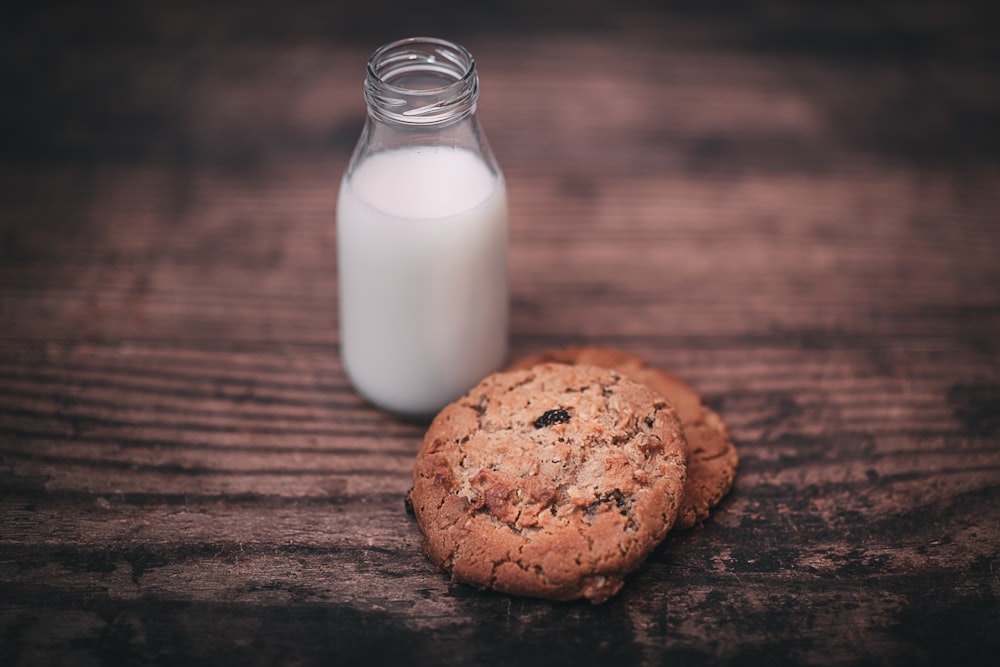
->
(410, 363, 688, 604)
(508, 347, 738, 529)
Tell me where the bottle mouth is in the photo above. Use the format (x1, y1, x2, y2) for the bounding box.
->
(364, 37, 479, 126)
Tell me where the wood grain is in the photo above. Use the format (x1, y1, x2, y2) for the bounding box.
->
(2, 1, 998, 665)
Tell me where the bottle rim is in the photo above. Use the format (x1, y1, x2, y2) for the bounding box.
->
(364, 37, 479, 126)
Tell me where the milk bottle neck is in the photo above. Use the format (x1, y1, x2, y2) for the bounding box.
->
(351, 37, 500, 178)
(364, 37, 480, 128)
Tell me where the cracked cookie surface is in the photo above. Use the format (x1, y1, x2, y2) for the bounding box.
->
(508, 347, 738, 529)
(410, 363, 688, 604)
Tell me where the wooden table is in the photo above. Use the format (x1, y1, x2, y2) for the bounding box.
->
(2, 2, 998, 665)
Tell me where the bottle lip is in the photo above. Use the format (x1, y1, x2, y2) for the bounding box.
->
(364, 37, 479, 126)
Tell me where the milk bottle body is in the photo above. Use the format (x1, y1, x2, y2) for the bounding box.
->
(336, 38, 508, 417)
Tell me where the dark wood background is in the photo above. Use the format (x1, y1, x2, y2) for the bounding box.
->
(2, 1, 998, 665)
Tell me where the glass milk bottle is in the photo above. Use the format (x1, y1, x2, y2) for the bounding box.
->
(336, 37, 509, 418)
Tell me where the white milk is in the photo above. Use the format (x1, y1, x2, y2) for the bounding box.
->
(336, 146, 508, 417)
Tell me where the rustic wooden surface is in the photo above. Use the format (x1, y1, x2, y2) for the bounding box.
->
(2, 1, 999, 665)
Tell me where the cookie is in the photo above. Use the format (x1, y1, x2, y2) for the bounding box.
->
(410, 363, 688, 604)
(508, 347, 738, 529)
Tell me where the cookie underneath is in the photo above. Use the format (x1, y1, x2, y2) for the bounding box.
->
(410, 363, 688, 604)
(507, 347, 738, 529)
